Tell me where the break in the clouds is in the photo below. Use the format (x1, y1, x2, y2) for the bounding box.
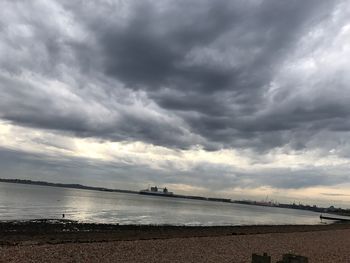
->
(1, 0, 350, 204)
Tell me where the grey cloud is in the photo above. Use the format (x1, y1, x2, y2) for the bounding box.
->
(89, 0, 342, 151)
(250, 169, 349, 190)
(0, 146, 167, 189)
(0, 0, 349, 155)
(1, 147, 348, 195)
(184, 165, 350, 191)
(321, 193, 350, 197)
(100, 3, 235, 91)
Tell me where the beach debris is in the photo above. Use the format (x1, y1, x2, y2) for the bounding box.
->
(277, 254, 308, 263)
(251, 253, 271, 263)
(252, 253, 308, 263)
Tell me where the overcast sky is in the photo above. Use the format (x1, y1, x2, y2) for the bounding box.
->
(1, 0, 350, 206)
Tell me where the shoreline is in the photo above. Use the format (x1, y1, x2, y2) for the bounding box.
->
(2, 220, 350, 262)
(1, 219, 350, 246)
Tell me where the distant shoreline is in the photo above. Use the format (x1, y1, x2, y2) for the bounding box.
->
(0, 178, 139, 194)
(0, 178, 231, 203)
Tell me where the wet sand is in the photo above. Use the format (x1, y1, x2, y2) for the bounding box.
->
(1, 220, 350, 262)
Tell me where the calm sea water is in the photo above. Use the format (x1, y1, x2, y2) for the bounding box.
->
(0, 182, 323, 226)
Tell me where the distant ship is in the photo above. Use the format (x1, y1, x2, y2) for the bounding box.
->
(139, 186, 174, 196)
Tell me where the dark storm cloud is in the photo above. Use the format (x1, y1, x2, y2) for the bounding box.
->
(97, 0, 332, 93)
(100, 1, 235, 91)
(1, 0, 345, 151)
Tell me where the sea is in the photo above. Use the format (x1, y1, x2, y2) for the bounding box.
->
(0, 182, 324, 226)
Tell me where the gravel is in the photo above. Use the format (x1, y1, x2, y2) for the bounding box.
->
(1, 228, 350, 262)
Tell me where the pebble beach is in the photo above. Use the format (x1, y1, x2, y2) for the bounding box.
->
(1, 221, 350, 262)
